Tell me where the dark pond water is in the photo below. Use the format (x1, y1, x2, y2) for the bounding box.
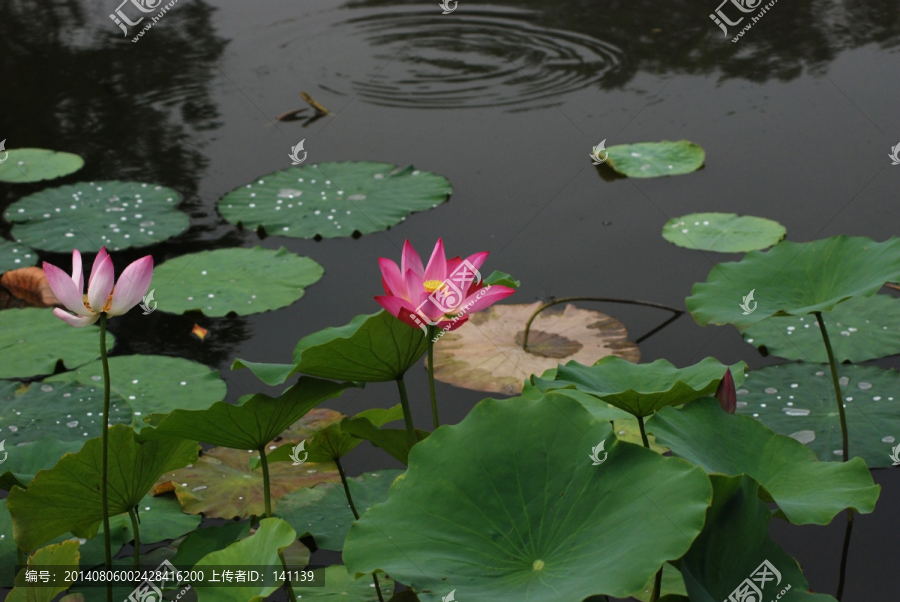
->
(1, 0, 899, 599)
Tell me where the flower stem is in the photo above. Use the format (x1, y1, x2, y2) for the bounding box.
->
(128, 507, 141, 572)
(99, 313, 113, 602)
(427, 325, 440, 429)
(637, 415, 650, 449)
(258, 446, 272, 517)
(279, 549, 297, 602)
(637, 415, 662, 602)
(395, 376, 418, 449)
(814, 312, 850, 461)
(334, 457, 384, 602)
(836, 508, 854, 600)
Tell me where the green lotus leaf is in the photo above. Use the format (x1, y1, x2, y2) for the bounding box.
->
(277, 469, 404, 551)
(604, 140, 704, 178)
(483, 270, 520, 289)
(648, 398, 879, 524)
(170, 521, 251, 570)
(339, 418, 430, 465)
(0, 148, 84, 184)
(5, 180, 189, 252)
(735, 363, 900, 467)
(630, 563, 687, 602)
(7, 540, 80, 602)
(343, 393, 712, 601)
(681, 475, 837, 602)
(158, 446, 339, 519)
(662, 212, 786, 253)
(219, 162, 451, 239)
(234, 310, 428, 385)
(0, 308, 114, 379)
(742, 295, 900, 363)
(0, 241, 38, 273)
(7, 424, 198, 551)
(294, 565, 394, 600)
(687, 236, 900, 330)
(139, 376, 354, 450)
(148, 246, 324, 316)
(193, 517, 297, 602)
(0, 437, 85, 490)
(532, 356, 746, 418)
(109, 493, 201, 547)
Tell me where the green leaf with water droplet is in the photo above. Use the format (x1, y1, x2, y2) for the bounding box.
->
(662, 212, 786, 253)
(4, 180, 189, 252)
(218, 162, 451, 239)
(0, 148, 84, 184)
(0, 241, 38, 274)
(148, 246, 323, 317)
(604, 140, 704, 178)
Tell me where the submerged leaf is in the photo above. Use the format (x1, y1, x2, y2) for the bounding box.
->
(604, 140, 704, 178)
(662, 212, 786, 253)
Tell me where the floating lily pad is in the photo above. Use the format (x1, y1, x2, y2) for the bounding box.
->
(0, 308, 114, 379)
(5, 180, 189, 252)
(533, 357, 746, 418)
(0, 241, 38, 274)
(344, 393, 712, 602)
(0, 436, 85, 491)
(649, 398, 878, 525)
(687, 235, 900, 329)
(47, 355, 226, 430)
(0, 148, 84, 184)
(741, 295, 900, 363)
(219, 162, 451, 239)
(157, 446, 339, 519)
(662, 213, 786, 253)
(277, 469, 403, 551)
(604, 140, 705, 179)
(681, 475, 837, 602)
(7, 424, 198, 551)
(429, 302, 640, 396)
(149, 247, 324, 316)
(295, 565, 393, 600)
(735, 363, 900, 467)
(235, 310, 429, 385)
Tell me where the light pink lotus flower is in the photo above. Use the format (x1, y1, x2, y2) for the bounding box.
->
(43, 248, 154, 327)
(375, 238, 515, 331)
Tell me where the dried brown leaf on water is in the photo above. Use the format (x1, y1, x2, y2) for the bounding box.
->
(301, 91, 330, 114)
(429, 302, 640, 395)
(191, 323, 208, 341)
(0, 267, 60, 307)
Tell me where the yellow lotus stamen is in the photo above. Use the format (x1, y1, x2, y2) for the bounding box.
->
(423, 280, 447, 293)
(102, 287, 115, 312)
(83, 294, 92, 312)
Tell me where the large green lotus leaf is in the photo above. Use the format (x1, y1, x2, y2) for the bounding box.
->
(5, 180, 188, 252)
(0, 308, 114, 379)
(0, 437, 85, 490)
(339, 418, 430, 465)
(648, 398, 879, 525)
(149, 247, 324, 317)
(7, 539, 80, 602)
(107, 493, 201, 546)
(0, 241, 38, 273)
(735, 363, 900, 467)
(139, 376, 354, 449)
(219, 162, 451, 239)
(0, 148, 84, 183)
(158, 446, 339, 519)
(681, 475, 837, 602)
(630, 563, 686, 602)
(170, 521, 251, 569)
(343, 393, 713, 602)
(741, 295, 900, 363)
(47, 355, 227, 431)
(294, 565, 394, 600)
(662, 212, 786, 253)
(193, 517, 296, 602)
(277, 469, 404, 551)
(604, 140, 704, 178)
(686, 236, 900, 329)
(234, 310, 429, 385)
(533, 357, 746, 418)
(7, 424, 198, 551)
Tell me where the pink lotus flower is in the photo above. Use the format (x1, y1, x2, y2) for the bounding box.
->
(375, 238, 515, 331)
(43, 248, 154, 327)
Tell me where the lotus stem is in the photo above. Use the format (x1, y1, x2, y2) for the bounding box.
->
(836, 509, 854, 600)
(334, 457, 385, 602)
(814, 312, 850, 461)
(637, 415, 650, 449)
(395, 376, 418, 449)
(128, 507, 141, 572)
(650, 567, 663, 602)
(427, 325, 440, 429)
(99, 313, 113, 602)
(16, 549, 24, 568)
(258, 445, 272, 517)
(278, 549, 297, 602)
(521, 296, 684, 351)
